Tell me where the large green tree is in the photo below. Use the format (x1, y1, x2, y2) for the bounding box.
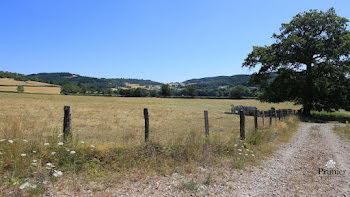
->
(243, 8, 350, 116)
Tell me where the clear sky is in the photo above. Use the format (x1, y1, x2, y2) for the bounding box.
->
(0, 0, 349, 83)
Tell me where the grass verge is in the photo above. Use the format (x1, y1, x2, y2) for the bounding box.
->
(334, 124, 350, 140)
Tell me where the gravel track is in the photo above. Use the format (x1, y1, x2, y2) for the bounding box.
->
(47, 123, 350, 196)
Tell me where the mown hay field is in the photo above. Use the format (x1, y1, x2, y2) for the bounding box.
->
(0, 92, 299, 148)
(0, 78, 59, 86)
(0, 78, 61, 94)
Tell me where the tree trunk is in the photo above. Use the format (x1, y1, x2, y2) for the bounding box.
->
(302, 104, 312, 116)
(302, 63, 313, 117)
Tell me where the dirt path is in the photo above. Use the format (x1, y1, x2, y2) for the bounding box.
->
(47, 123, 350, 196)
(234, 123, 350, 196)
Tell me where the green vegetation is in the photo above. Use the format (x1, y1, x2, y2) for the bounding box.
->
(160, 84, 171, 96)
(243, 8, 350, 116)
(229, 85, 248, 99)
(334, 124, 350, 140)
(17, 85, 24, 93)
(29, 72, 162, 88)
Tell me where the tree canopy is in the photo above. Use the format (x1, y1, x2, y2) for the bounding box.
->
(243, 8, 350, 115)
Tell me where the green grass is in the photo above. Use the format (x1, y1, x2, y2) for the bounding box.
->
(334, 124, 350, 140)
(311, 110, 350, 118)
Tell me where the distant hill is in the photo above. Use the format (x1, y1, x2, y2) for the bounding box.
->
(183, 74, 252, 89)
(29, 72, 163, 88)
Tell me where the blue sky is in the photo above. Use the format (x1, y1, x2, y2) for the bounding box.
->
(0, 0, 349, 82)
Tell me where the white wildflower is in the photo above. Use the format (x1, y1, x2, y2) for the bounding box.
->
(245, 154, 248, 156)
(234, 144, 238, 147)
(32, 163, 37, 166)
(51, 152, 56, 155)
(22, 139, 28, 143)
(246, 149, 250, 151)
(33, 159, 37, 163)
(53, 170, 63, 177)
(32, 150, 37, 153)
(21, 154, 26, 157)
(238, 149, 242, 152)
(43, 181, 48, 185)
(46, 163, 54, 167)
(252, 154, 255, 157)
(66, 148, 70, 152)
(70, 151, 76, 155)
(90, 145, 95, 148)
(44, 143, 49, 146)
(238, 153, 242, 155)
(8, 140, 13, 144)
(0, 139, 6, 142)
(57, 142, 64, 146)
(80, 141, 85, 144)
(19, 182, 30, 190)
(0, 152, 3, 155)
(57, 134, 63, 138)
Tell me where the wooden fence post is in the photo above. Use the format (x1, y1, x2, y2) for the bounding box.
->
(204, 110, 209, 137)
(240, 110, 245, 140)
(144, 108, 149, 142)
(278, 110, 281, 121)
(63, 106, 72, 141)
(262, 111, 265, 126)
(269, 110, 272, 126)
(254, 109, 258, 130)
(274, 110, 277, 121)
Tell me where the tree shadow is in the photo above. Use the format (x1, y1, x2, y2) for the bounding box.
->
(298, 114, 349, 123)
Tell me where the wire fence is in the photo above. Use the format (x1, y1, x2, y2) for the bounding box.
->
(0, 104, 295, 146)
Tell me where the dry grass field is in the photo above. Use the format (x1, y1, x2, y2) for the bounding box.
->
(0, 78, 60, 94)
(0, 92, 299, 147)
(0, 92, 300, 195)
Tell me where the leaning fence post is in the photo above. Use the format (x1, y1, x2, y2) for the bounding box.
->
(254, 109, 258, 130)
(275, 109, 278, 121)
(269, 110, 272, 126)
(262, 111, 265, 126)
(144, 108, 149, 142)
(204, 110, 209, 137)
(240, 110, 245, 140)
(63, 106, 72, 141)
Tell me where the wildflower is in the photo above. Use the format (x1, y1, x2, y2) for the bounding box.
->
(46, 163, 55, 168)
(32, 151, 37, 153)
(0, 139, 5, 142)
(21, 154, 26, 157)
(80, 141, 85, 144)
(53, 170, 63, 177)
(19, 182, 30, 190)
(245, 154, 248, 156)
(57, 134, 63, 138)
(70, 151, 76, 155)
(246, 149, 250, 151)
(51, 152, 56, 155)
(8, 140, 13, 144)
(22, 139, 28, 143)
(234, 144, 238, 147)
(57, 142, 64, 146)
(66, 148, 70, 152)
(90, 145, 95, 148)
(238, 153, 242, 155)
(31, 163, 37, 166)
(252, 154, 255, 157)
(43, 181, 48, 185)
(44, 143, 49, 146)
(238, 149, 242, 152)
(0, 152, 2, 155)
(33, 160, 37, 163)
